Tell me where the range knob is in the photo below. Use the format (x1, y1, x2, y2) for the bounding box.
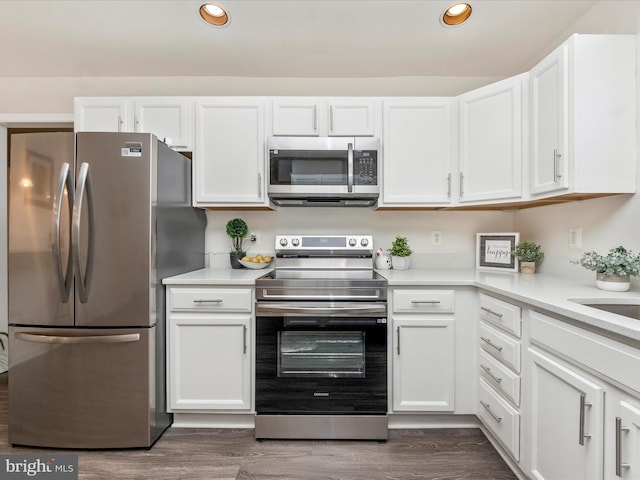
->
(360, 238, 369, 247)
(348, 238, 357, 247)
(291, 238, 300, 247)
(279, 238, 288, 247)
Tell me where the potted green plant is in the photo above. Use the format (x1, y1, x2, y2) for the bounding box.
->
(388, 236, 413, 270)
(574, 246, 640, 291)
(226, 218, 248, 269)
(511, 241, 544, 274)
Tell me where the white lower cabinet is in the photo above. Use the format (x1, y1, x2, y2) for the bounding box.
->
(527, 347, 604, 479)
(167, 286, 253, 412)
(391, 288, 455, 412)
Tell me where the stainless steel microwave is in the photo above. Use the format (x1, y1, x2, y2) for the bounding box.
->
(267, 137, 380, 207)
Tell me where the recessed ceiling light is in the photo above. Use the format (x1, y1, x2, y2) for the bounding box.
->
(441, 3, 472, 26)
(200, 3, 229, 27)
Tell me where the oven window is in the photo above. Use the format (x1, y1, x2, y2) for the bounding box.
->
(278, 331, 365, 378)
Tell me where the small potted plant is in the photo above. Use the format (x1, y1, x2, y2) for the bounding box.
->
(574, 245, 640, 291)
(226, 218, 248, 269)
(511, 241, 544, 274)
(389, 236, 413, 270)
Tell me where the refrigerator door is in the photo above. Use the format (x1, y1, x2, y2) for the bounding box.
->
(74, 132, 154, 327)
(8, 325, 156, 448)
(8, 132, 75, 326)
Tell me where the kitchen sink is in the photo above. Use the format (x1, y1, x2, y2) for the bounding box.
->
(571, 299, 640, 320)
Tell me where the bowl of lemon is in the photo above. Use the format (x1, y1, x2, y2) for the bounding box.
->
(238, 254, 274, 270)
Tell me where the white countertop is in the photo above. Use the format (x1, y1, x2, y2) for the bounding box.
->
(163, 266, 640, 343)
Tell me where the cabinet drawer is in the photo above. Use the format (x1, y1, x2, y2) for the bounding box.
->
(393, 289, 454, 313)
(168, 287, 252, 313)
(479, 350, 521, 407)
(478, 378, 520, 461)
(479, 294, 522, 337)
(479, 322, 521, 373)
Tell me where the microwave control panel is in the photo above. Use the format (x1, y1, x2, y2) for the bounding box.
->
(355, 152, 377, 185)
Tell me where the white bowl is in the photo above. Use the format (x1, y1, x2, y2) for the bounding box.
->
(239, 260, 273, 270)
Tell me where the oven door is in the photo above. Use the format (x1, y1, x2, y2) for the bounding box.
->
(255, 302, 387, 415)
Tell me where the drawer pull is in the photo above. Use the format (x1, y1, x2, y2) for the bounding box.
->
(480, 400, 502, 423)
(579, 393, 593, 446)
(480, 306, 504, 318)
(193, 299, 223, 304)
(480, 364, 503, 383)
(480, 336, 503, 352)
(412, 300, 441, 304)
(616, 416, 631, 477)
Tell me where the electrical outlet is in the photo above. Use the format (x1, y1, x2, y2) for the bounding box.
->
(249, 232, 258, 242)
(568, 227, 582, 249)
(431, 231, 442, 245)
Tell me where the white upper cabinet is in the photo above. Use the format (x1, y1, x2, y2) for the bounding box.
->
(380, 99, 453, 206)
(458, 74, 525, 203)
(74, 97, 194, 151)
(272, 98, 376, 136)
(193, 97, 268, 207)
(529, 34, 636, 197)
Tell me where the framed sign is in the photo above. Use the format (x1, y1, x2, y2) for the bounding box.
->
(476, 233, 519, 272)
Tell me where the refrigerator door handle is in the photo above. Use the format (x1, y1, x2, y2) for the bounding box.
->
(52, 163, 74, 302)
(72, 162, 96, 304)
(15, 332, 141, 345)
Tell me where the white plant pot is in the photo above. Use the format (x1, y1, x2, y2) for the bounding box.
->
(596, 273, 630, 292)
(392, 255, 411, 270)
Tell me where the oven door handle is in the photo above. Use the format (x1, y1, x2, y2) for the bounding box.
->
(256, 302, 387, 317)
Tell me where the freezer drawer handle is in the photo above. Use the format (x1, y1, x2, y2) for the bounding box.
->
(52, 162, 74, 302)
(72, 162, 96, 303)
(15, 332, 141, 345)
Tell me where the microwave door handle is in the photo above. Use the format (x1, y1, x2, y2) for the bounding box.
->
(347, 142, 354, 193)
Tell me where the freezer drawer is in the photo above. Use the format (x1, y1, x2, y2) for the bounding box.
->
(9, 326, 157, 449)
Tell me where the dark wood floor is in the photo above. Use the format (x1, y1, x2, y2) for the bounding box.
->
(0, 374, 516, 479)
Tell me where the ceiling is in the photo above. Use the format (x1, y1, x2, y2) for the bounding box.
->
(0, 0, 634, 79)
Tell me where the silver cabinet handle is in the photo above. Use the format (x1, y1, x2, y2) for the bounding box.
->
(347, 142, 354, 193)
(329, 105, 334, 133)
(459, 172, 464, 197)
(412, 300, 441, 304)
(72, 162, 95, 304)
(258, 172, 262, 198)
(117, 115, 123, 132)
(554, 148, 563, 182)
(396, 326, 400, 355)
(579, 393, 593, 446)
(134, 115, 139, 132)
(447, 173, 451, 197)
(16, 332, 140, 344)
(313, 105, 317, 132)
(480, 400, 502, 423)
(52, 163, 74, 302)
(616, 416, 631, 477)
(193, 299, 223, 304)
(480, 306, 504, 318)
(243, 325, 248, 354)
(480, 364, 502, 383)
(480, 336, 503, 352)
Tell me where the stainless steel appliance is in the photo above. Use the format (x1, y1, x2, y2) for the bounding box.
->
(267, 137, 379, 207)
(8, 132, 206, 449)
(254, 234, 388, 440)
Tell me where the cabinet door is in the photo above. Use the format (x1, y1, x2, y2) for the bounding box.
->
(194, 98, 266, 206)
(530, 44, 569, 195)
(169, 315, 251, 411)
(458, 75, 524, 203)
(74, 97, 129, 132)
(392, 317, 454, 411)
(328, 100, 375, 136)
(528, 348, 604, 480)
(133, 97, 192, 150)
(605, 396, 640, 480)
(272, 98, 320, 136)
(381, 99, 453, 205)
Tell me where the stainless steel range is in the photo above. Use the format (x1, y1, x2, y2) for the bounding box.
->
(254, 234, 388, 440)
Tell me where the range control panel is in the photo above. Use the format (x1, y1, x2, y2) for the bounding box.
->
(275, 234, 373, 251)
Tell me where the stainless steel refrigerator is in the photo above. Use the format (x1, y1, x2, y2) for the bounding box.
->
(8, 132, 206, 448)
